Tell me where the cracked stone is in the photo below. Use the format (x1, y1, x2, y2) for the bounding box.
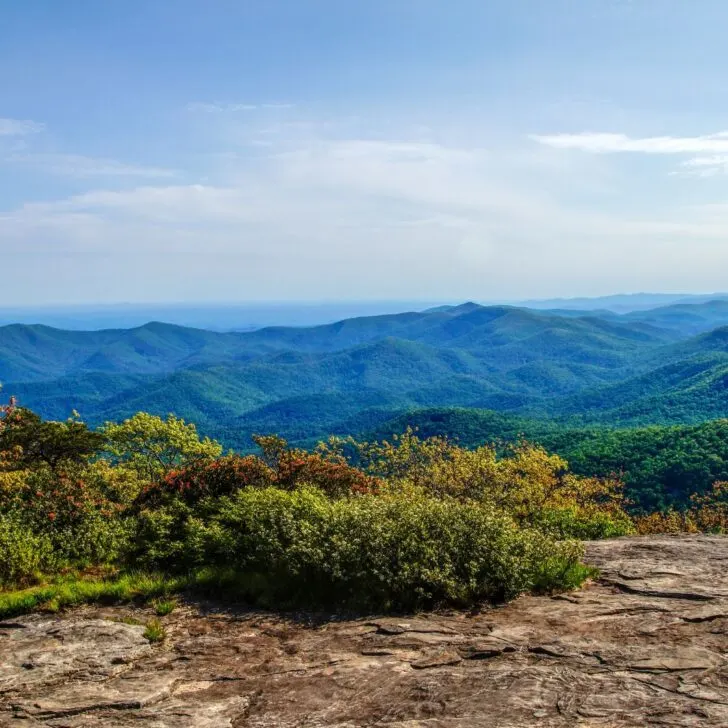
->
(410, 651, 463, 669)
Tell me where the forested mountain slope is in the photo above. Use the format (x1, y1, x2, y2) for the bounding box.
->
(3, 300, 728, 448)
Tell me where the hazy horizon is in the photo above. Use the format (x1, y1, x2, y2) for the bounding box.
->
(2, 290, 725, 310)
(2, 291, 727, 332)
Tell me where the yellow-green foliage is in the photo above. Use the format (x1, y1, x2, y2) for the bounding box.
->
(635, 481, 728, 535)
(0, 514, 57, 586)
(102, 412, 223, 482)
(0, 461, 132, 573)
(352, 429, 633, 538)
(0, 470, 26, 493)
(690, 481, 728, 532)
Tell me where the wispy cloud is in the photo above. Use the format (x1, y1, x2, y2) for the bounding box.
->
(531, 131, 728, 155)
(186, 102, 294, 113)
(678, 155, 728, 178)
(5, 134, 727, 252)
(0, 136, 581, 267)
(5, 153, 177, 179)
(532, 130, 728, 176)
(6, 116, 728, 302)
(0, 118, 45, 136)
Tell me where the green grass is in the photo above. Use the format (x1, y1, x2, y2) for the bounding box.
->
(0, 572, 188, 620)
(0, 569, 258, 620)
(153, 598, 177, 616)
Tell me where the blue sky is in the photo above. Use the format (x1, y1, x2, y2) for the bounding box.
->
(3, 0, 728, 305)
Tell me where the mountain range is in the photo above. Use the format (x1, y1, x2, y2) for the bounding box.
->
(3, 292, 725, 331)
(3, 298, 728, 449)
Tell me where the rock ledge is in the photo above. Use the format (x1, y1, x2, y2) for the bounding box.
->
(2, 535, 728, 727)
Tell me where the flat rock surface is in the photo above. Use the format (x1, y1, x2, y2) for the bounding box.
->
(3, 535, 728, 727)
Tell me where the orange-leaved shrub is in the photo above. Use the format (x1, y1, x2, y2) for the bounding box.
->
(138, 455, 275, 506)
(138, 436, 381, 507)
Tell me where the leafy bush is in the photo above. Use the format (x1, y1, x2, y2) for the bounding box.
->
(0, 462, 131, 568)
(633, 509, 697, 535)
(535, 507, 633, 540)
(102, 413, 223, 483)
(634, 481, 728, 534)
(690, 481, 728, 532)
(0, 514, 57, 586)
(135, 486, 586, 610)
(0, 406, 104, 471)
(138, 439, 381, 507)
(138, 454, 274, 507)
(372, 410, 728, 513)
(352, 429, 632, 537)
(0, 405, 640, 614)
(255, 435, 382, 496)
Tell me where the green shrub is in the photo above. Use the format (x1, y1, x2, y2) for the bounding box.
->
(102, 412, 222, 483)
(137, 443, 381, 508)
(136, 486, 586, 610)
(535, 507, 634, 540)
(1, 463, 133, 569)
(132, 499, 199, 568)
(2, 406, 624, 615)
(0, 514, 58, 586)
(137, 454, 274, 507)
(352, 430, 631, 530)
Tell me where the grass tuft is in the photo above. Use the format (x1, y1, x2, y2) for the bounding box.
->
(143, 617, 166, 642)
(153, 598, 177, 616)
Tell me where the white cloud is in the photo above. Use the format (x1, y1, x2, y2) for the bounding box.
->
(676, 155, 728, 178)
(5, 153, 177, 178)
(0, 138, 571, 270)
(531, 131, 728, 155)
(6, 120, 728, 303)
(0, 118, 45, 135)
(682, 155, 728, 167)
(531, 130, 728, 176)
(4, 136, 727, 250)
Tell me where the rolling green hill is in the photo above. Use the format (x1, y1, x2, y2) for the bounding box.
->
(3, 300, 728, 450)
